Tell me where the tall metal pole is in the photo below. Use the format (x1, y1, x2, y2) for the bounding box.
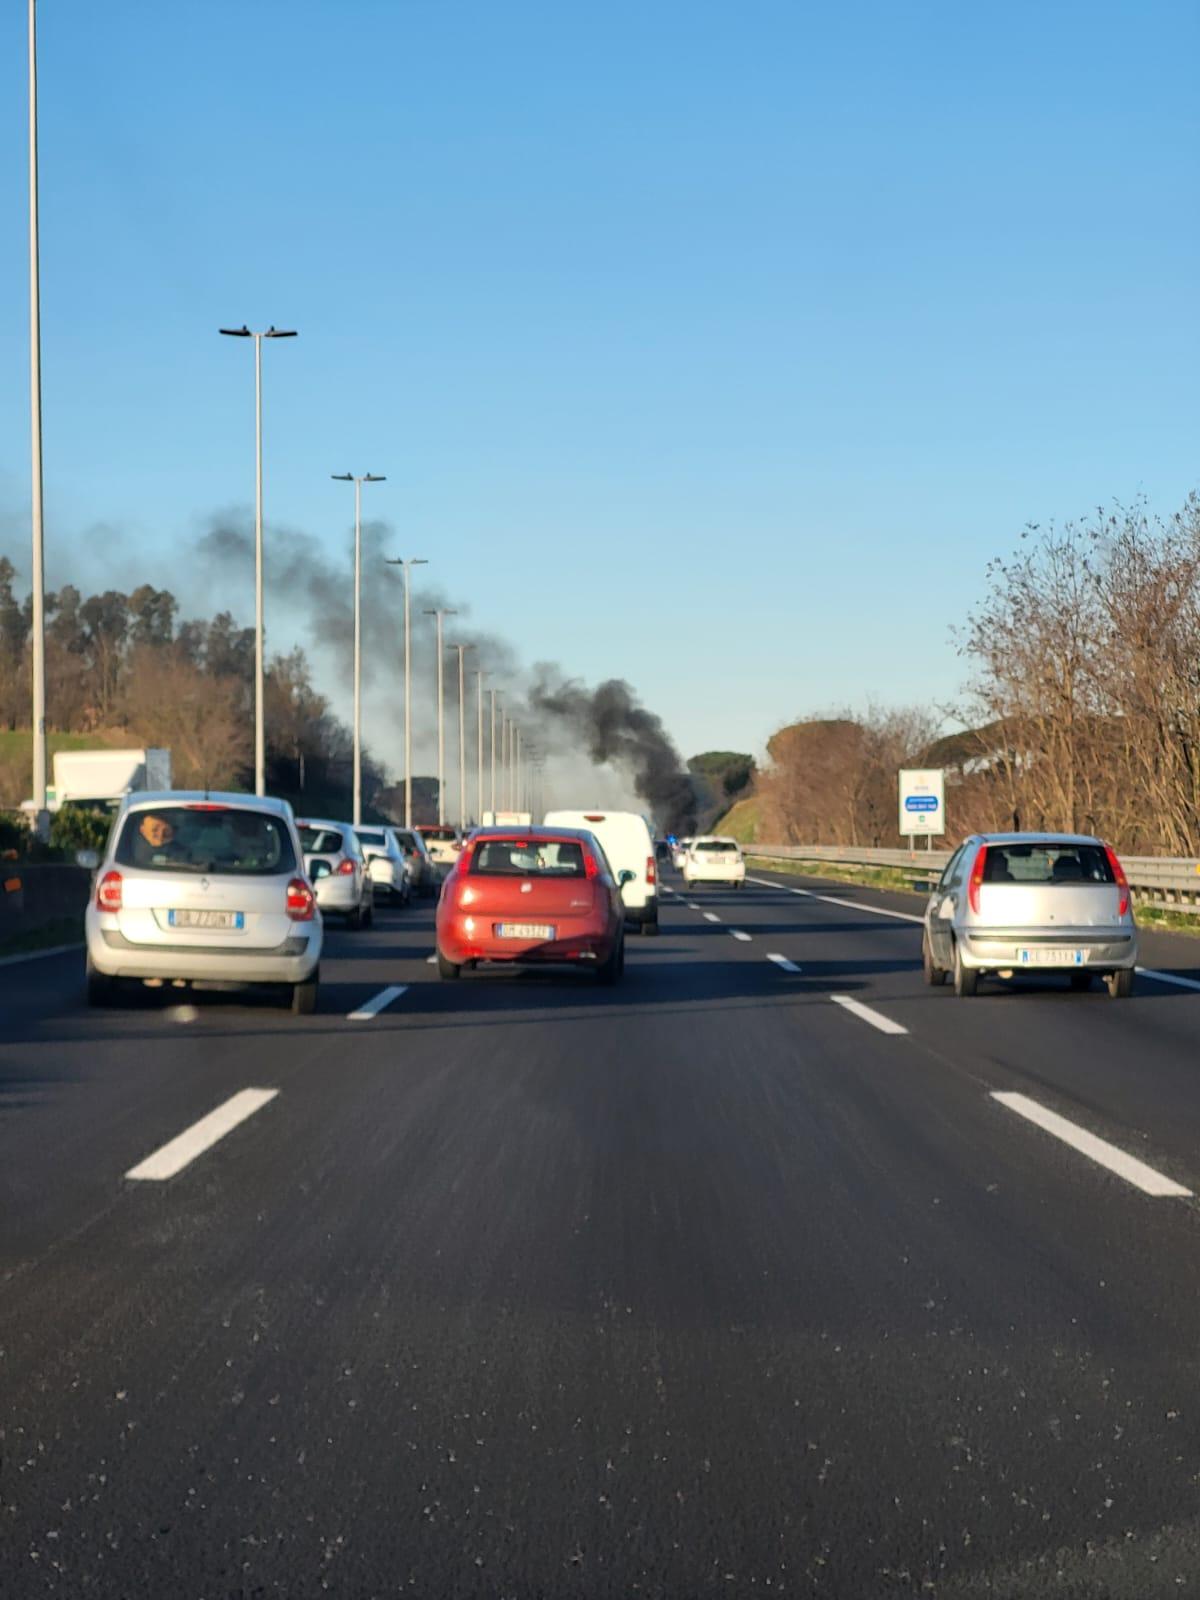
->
(387, 556, 428, 825)
(476, 669, 485, 826)
(490, 689, 499, 815)
(335, 474, 385, 826)
(253, 334, 265, 795)
(450, 643, 470, 832)
(514, 726, 521, 813)
(352, 478, 361, 824)
(28, 0, 47, 835)
(220, 324, 296, 796)
(423, 609, 456, 824)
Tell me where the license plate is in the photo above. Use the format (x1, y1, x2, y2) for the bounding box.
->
(495, 923, 555, 939)
(1016, 947, 1084, 966)
(169, 909, 244, 930)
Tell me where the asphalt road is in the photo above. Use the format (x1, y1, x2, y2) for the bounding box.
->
(6, 873, 1200, 1596)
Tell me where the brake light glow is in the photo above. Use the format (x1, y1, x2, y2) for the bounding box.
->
(286, 878, 316, 921)
(583, 849, 599, 881)
(967, 845, 988, 914)
(1105, 844, 1130, 916)
(646, 854, 657, 886)
(185, 803, 229, 812)
(336, 858, 357, 875)
(96, 870, 122, 912)
(584, 815, 605, 823)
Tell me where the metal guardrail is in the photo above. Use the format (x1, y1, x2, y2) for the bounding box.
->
(745, 843, 1200, 915)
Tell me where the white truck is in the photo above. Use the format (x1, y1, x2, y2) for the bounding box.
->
(482, 810, 533, 828)
(43, 747, 172, 811)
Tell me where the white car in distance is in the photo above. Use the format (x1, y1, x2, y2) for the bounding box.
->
(684, 836, 746, 889)
(297, 818, 373, 928)
(354, 826, 412, 906)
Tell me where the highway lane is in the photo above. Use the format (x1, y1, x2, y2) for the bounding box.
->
(6, 885, 1200, 1593)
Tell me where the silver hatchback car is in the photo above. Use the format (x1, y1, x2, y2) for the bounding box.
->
(923, 832, 1137, 998)
(85, 792, 323, 1012)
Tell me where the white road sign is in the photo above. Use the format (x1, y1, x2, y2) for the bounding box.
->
(898, 768, 945, 838)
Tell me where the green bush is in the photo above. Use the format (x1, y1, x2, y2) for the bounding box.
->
(49, 804, 113, 855)
(0, 812, 27, 856)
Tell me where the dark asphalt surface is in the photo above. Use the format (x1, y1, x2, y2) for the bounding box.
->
(6, 874, 1200, 1596)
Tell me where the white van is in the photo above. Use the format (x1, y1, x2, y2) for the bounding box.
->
(543, 810, 659, 935)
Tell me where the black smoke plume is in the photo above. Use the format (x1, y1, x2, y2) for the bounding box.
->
(530, 671, 697, 833)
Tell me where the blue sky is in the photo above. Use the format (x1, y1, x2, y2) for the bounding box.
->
(0, 0, 1196, 768)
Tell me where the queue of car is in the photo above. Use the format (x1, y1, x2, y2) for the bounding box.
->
(82, 795, 1142, 1013)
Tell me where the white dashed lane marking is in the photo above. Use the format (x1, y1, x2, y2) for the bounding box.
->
(126, 1089, 279, 1182)
(347, 985, 409, 1020)
(746, 875, 924, 924)
(730, 930, 751, 942)
(830, 994, 908, 1036)
(703, 912, 721, 924)
(767, 953, 802, 974)
(992, 1091, 1192, 1198)
(1138, 968, 1200, 993)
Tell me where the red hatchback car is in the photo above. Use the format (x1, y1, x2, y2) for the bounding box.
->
(436, 827, 629, 983)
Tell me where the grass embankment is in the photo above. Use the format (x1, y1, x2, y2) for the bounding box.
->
(746, 854, 1200, 938)
(711, 796, 760, 843)
(0, 915, 83, 961)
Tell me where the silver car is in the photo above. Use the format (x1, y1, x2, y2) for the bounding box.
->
(354, 826, 412, 906)
(298, 818, 373, 928)
(923, 832, 1137, 998)
(84, 792, 322, 1013)
(392, 827, 438, 898)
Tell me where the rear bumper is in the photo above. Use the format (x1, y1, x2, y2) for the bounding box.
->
(959, 928, 1137, 971)
(86, 919, 321, 984)
(315, 878, 361, 912)
(685, 867, 745, 883)
(439, 919, 614, 965)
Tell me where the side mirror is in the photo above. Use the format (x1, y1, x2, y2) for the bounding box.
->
(310, 858, 332, 880)
(618, 869, 635, 887)
(75, 848, 100, 871)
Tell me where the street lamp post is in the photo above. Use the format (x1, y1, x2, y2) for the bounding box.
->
(475, 668, 485, 826)
(489, 689, 500, 815)
(220, 323, 297, 795)
(423, 609, 457, 824)
(449, 643, 472, 833)
(332, 472, 386, 826)
(385, 556, 428, 828)
(27, 0, 47, 836)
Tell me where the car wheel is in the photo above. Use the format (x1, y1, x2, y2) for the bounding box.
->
(291, 970, 319, 1015)
(952, 941, 978, 997)
(86, 959, 116, 1008)
(365, 900, 375, 928)
(1069, 971, 1093, 992)
(640, 917, 659, 937)
(347, 905, 363, 931)
(1105, 968, 1134, 999)
(922, 931, 948, 986)
(437, 949, 461, 980)
(598, 936, 625, 985)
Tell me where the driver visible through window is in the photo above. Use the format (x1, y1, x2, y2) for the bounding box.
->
(116, 806, 296, 875)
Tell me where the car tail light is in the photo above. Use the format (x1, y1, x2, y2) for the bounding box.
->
(336, 858, 357, 875)
(186, 803, 229, 812)
(583, 849, 600, 881)
(584, 815, 605, 823)
(1105, 844, 1130, 916)
(96, 870, 122, 912)
(967, 845, 988, 914)
(286, 878, 316, 921)
(646, 854, 657, 886)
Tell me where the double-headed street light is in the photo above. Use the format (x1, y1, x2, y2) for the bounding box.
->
(332, 472, 386, 826)
(423, 608, 457, 824)
(220, 323, 297, 795)
(385, 557, 428, 828)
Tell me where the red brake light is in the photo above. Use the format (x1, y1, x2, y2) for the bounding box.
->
(286, 878, 315, 921)
(96, 870, 122, 912)
(584, 815, 605, 823)
(336, 858, 357, 875)
(583, 849, 599, 881)
(1105, 844, 1130, 916)
(646, 854, 657, 886)
(967, 845, 988, 914)
(186, 803, 229, 812)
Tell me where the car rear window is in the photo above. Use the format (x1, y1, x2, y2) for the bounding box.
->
(420, 827, 458, 842)
(356, 830, 386, 847)
(981, 842, 1115, 885)
(116, 806, 297, 875)
(471, 839, 587, 877)
(694, 839, 738, 853)
(299, 825, 344, 854)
